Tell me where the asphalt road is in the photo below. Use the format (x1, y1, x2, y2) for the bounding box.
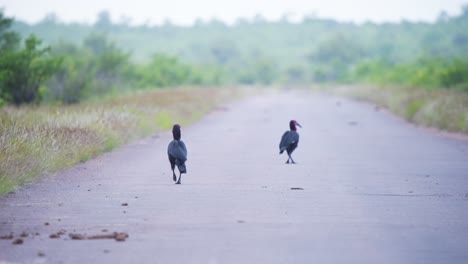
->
(1, 91, 468, 264)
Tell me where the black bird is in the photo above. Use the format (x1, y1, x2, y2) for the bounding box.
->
(167, 124, 187, 184)
(279, 120, 302, 164)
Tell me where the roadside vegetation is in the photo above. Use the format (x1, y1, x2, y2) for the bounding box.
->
(335, 85, 468, 133)
(347, 58, 468, 92)
(338, 57, 468, 133)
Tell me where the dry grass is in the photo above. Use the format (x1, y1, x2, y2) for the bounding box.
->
(333, 85, 468, 133)
(0, 87, 245, 195)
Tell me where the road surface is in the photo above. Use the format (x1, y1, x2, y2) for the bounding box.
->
(1, 91, 468, 264)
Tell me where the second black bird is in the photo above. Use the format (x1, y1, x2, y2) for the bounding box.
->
(279, 120, 302, 164)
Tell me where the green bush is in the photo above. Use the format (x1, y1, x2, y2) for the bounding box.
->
(0, 12, 62, 105)
(349, 57, 468, 91)
(439, 59, 468, 91)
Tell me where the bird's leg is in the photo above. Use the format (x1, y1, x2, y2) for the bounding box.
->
(172, 169, 177, 182)
(288, 154, 296, 164)
(286, 158, 290, 164)
(176, 172, 182, 184)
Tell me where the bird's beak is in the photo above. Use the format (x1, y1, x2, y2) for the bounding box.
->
(296, 122, 302, 128)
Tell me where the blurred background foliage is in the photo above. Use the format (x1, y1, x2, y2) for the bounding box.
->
(1, 6, 468, 106)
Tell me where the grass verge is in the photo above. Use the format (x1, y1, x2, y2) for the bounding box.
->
(333, 85, 468, 134)
(0, 87, 245, 195)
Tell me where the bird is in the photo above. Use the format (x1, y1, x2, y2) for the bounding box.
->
(167, 124, 187, 184)
(279, 120, 302, 164)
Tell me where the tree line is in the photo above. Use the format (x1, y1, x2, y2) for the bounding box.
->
(1, 12, 222, 106)
(2, 6, 468, 106)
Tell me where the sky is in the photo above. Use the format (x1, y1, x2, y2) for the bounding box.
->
(0, 0, 467, 26)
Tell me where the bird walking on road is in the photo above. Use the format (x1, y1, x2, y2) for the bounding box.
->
(167, 124, 187, 184)
(279, 120, 302, 164)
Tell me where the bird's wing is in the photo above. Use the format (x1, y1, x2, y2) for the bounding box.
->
(179, 140, 187, 159)
(291, 131, 299, 144)
(279, 131, 291, 150)
(168, 141, 187, 161)
(279, 131, 299, 151)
